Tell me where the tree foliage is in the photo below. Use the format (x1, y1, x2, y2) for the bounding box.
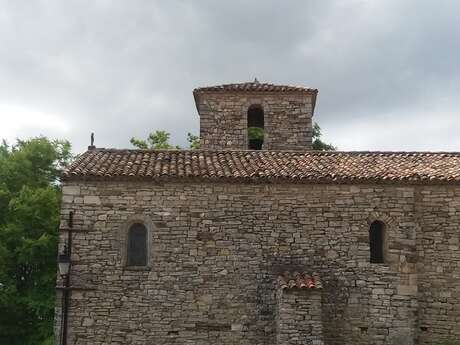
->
(0, 137, 72, 345)
(312, 122, 336, 151)
(247, 127, 265, 140)
(130, 131, 200, 149)
(187, 133, 200, 149)
(130, 130, 180, 149)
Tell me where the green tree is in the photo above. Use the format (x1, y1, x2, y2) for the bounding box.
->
(312, 122, 336, 151)
(130, 130, 180, 149)
(0, 137, 72, 345)
(130, 130, 200, 149)
(187, 133, 200, 149)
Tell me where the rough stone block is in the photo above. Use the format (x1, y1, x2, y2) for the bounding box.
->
(83, 195, 101, 205)
(62, 185, 81, 195)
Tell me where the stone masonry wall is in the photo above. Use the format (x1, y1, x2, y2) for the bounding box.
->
(416, 187, 460, 344)
(55, 181, 460, 345)
(196, 92, 314, 150)
(276, 289, 323, 345)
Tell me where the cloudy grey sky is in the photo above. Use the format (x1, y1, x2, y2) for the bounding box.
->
(1, 0, 459, 153)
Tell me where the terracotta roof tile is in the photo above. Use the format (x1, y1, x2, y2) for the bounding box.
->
(193, 81, 317, 95)
(278, 272, 322, 290)
(62, 149, 460, 185)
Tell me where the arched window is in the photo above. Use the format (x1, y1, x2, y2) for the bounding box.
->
(127, 223, 148, 266)
(247, 104, 264, 150)
(369, 221, 385, 263)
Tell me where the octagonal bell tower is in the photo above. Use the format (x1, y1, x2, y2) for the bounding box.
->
(193, 80, 318, 151)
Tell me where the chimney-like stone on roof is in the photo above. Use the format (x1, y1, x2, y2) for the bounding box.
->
(193, 81, 317, 151)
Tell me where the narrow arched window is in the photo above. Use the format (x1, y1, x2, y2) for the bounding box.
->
(247, 105, 264, 150)
(369, 221, 385, 263)
(127, 223, 148, 266)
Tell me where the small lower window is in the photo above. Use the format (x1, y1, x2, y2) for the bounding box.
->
(127, 223, 147, 266)
(369, 220, 385, 263)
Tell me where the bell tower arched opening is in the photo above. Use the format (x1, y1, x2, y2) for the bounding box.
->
(247, 104, 264, 150)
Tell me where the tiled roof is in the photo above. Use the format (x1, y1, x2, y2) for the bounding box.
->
(193, 81, 317, 94)
(278, 272, 322, 290)
(62, 149, 460, 185)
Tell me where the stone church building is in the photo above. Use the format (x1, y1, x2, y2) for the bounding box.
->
(55, 81, 460, 345)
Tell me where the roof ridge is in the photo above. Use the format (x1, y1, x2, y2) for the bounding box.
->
(84, 148, 460, 155)
(193, 81, 318, 94)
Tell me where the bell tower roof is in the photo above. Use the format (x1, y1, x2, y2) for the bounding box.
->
(193, 80, 317, 95)
(193, 80, 318, 115)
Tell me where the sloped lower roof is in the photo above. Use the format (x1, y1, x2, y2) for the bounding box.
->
(62, 149, 460, 185)
(278, 272, 322, 290)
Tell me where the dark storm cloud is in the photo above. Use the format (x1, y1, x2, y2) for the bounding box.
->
(0, 0, 459, 152)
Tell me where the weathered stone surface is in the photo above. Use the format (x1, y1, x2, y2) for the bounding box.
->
(53, 181, 460, 345)
(62, 185, 81, 196)
(83, 195, 101, 205)
(277, 289, 323, 345)
(196, 92, 314, 150)
(397, 284, 417, 296)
